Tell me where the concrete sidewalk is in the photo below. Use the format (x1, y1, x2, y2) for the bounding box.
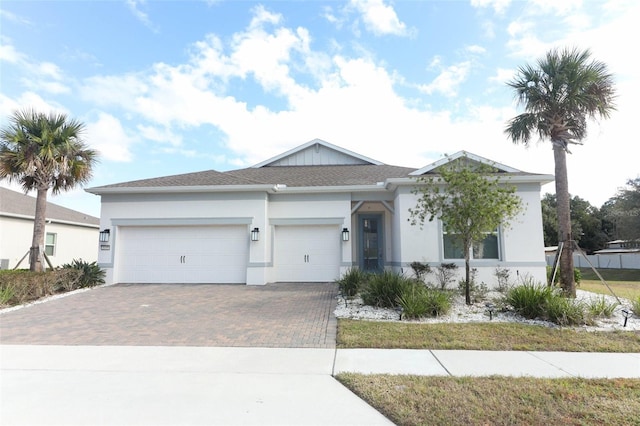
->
(2, 345, 639, 425)
(0, 345, 392, 426)
(334, 348, 640, 378)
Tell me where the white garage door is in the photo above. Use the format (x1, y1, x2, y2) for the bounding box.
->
(116, 226, 248, 284)
(274, 225, 340, 282)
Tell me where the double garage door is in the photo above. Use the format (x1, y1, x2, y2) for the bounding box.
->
(117, 226, 248, 284)
(116, 224, 341, 284)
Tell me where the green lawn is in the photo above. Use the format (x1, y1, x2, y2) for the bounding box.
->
(337, 375, 640, 426)
(577, 268, 640, 301)
(335, 268, 640, 425)
(338, 320, 640, 352)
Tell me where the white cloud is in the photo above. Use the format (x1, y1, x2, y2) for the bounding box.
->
(0, 9, 32, 26)
(125, 0, 158, 32)
(137, 124, 183, 147)
(37, 62, 64, 80)
(19, 80, 70, 95)
(490, 68, 516, 85)
(350, 0, 409, 36)
(248, 4, 282, 29)
(0, 39, 26, 64)
(530, 0, 583, 15)
(0, 40, 71, 95)
(466, 45, 487, 55)
(418, 61, 471, 97)
(506, 20, 533, 38)
(85, 113, 134, 162)
(322, 6, 340, 25)
(0, 92, 68, 121)
(470, 0, 512, 14)
(81, 73, 148, 106)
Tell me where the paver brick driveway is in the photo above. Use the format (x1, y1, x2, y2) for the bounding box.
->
(0, 283, 338, 348)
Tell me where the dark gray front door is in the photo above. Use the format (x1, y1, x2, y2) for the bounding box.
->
(359, 214, 384, 272)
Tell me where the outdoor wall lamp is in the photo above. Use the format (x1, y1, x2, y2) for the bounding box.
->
(99, 229, 110, 242)
(251, 227, 260, 242)
(342, 228, 350, 242)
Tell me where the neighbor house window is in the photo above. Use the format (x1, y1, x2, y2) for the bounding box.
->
(45, 233, 57, 257)
(443, 228, 499, 260)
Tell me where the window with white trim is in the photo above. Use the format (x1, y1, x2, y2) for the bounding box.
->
(443, 228, 500, 260)
(45, 233, 57, 257)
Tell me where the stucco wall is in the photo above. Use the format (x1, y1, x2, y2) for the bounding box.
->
(392, 183, 548, 287)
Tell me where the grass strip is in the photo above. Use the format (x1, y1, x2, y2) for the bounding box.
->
(337, 374, 640, 426)
(578, 268, 640, 282)
(338, 320, 640, 352)
(579, 279, 640, 301)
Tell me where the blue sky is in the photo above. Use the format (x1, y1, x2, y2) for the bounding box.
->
(1, 0, 638, 218)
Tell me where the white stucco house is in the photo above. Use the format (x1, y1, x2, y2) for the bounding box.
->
(86, 139, 553, 286)
(0, 187, 100, 269)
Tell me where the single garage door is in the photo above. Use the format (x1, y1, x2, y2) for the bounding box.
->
(116, 225, 248, 284)
(274, 225, 340, 282)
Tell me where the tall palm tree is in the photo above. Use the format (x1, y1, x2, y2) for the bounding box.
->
(0, 109, 97, 272)
(505, 47, 616, 296)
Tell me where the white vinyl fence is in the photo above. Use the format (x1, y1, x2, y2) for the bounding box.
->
(546, 253, 640, 269)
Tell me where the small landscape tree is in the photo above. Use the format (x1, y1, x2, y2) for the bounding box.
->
(409, 156, 523, 304)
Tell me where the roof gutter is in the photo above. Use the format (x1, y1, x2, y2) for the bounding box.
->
(384, 174, 555, 189)
(85, 184, 276, 195)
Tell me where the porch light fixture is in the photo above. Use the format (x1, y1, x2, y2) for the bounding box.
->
(99, 229, 110, 243)
(251, 227, 260, 242)
(342, 228, 350, 242)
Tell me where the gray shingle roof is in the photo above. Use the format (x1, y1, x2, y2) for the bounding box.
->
(228, 165, 417, 186)
(89, 164, 419, 190)
(0, 187, 99, 226)
(92, 169, 264, 188)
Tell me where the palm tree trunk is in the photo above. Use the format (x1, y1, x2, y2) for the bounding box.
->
(464, 242, 471, 305)
(553, 143, 576, 297)
(30, 187, 48, 272)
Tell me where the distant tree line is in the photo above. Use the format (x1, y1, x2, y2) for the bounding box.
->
(542, 177, 640, 253)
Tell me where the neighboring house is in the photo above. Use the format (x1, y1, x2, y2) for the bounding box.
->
(86, 139, 553, 286)
(582, 240, 640, 269)
(0, 187, 100, 269)
(595, 240, 640, 254)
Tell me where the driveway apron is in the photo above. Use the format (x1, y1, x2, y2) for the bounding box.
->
(0, 282, 338, 348)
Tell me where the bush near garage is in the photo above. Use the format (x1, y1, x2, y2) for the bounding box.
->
(61, 259, 106, 288)
(0, 260, 104, 308)
(0, 269, 82, 307)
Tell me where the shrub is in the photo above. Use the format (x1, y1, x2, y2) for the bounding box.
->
(337, 268, 368, 298)
(586, 296, 618, 319)
(457, 268, 488, 303)
(0, 269, 82, 307)
(361, 270, 413, 308)
(631, 296, 640, 318)
(61, 259, 105, 288)
(0, 284, 15, 306)
(504, 280, 555, 319)
(494, 267, 512, 293)
(409, 261, 431, 283)
(434, 263, 458, 290)
(397, 285, 452, 319)
(544, 294, 589, 326)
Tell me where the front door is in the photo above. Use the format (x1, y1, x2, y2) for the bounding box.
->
(359, 214, 384, 272)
